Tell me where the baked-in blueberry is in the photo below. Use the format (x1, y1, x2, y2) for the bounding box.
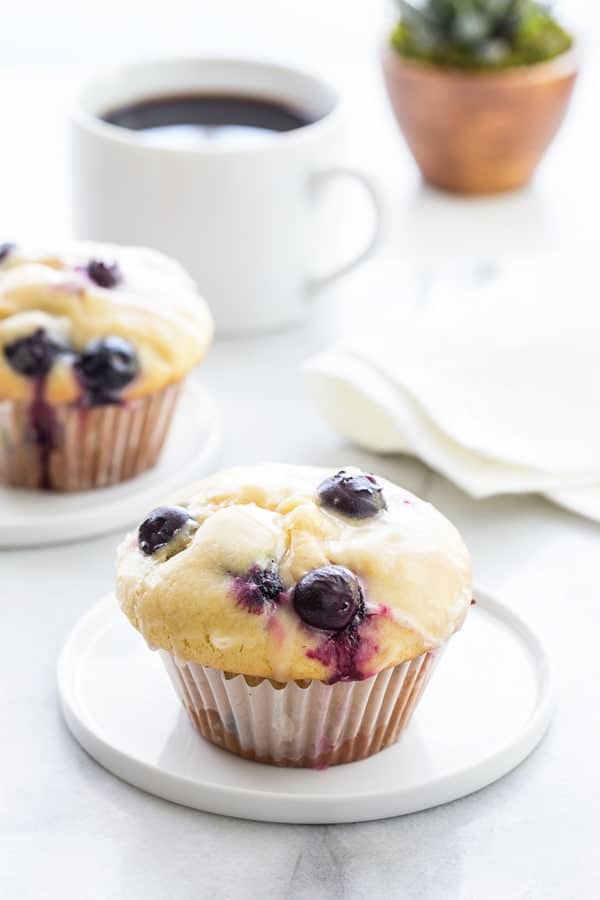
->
(234, 563, 284, 613)
(75, 336, 139, 401)
(317, 470, 386, 519)
(138, 506, 193, 555)
(86, 259, 122, 289)
(0, 242, 15, 263)
(250, 564, 284, 602)
(293, 565, 363, 631)
(3, 328, 68, 377)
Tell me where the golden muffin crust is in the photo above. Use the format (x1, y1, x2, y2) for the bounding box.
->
(116, 464, 472, 683)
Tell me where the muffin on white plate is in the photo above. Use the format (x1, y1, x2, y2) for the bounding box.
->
(0, 241, 213, 490)
(116, 464, 472, 768)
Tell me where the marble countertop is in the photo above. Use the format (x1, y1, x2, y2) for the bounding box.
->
(2, 5, 600, 897)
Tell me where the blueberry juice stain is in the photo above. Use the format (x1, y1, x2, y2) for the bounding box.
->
(307, 619, 378, 684)
(3, 329, 66, 489)
(29, 377, 58, 489)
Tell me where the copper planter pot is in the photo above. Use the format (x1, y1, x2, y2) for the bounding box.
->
(382, 46, 578, 195)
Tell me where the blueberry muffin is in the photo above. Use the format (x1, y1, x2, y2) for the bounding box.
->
(116, 464, 472, 768)
(0, 241, 213, 490)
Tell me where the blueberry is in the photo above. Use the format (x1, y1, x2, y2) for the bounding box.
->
(3, 328, 68, 377)
(250, 565, 284, 602)
(76, 336, 139, 400)
(138, 505, 193, 555)
(233, 563, 284, 613)
(317, 470, 386, 519)
(0, 242, 15, 263)
(293, 565, 363, 632)
(86, 259, 122, 289)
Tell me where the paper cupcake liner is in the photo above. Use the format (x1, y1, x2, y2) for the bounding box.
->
(0, 382, 181, 491)
(160, 648, 442, 768)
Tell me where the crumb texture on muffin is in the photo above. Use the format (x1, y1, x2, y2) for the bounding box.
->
(116, 464, 472, 682)
(0, 241, 213, 404)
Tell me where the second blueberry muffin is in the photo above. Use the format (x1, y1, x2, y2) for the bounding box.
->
(0, 241, 213, 490)
(116, 464, 472, 768)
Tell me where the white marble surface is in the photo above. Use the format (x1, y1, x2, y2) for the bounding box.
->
(2, 2, 600, 897)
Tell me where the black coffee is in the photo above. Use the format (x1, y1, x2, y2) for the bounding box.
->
(101, 94, 316, 147)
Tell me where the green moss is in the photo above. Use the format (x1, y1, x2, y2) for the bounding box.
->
(390, 11, 573, 70)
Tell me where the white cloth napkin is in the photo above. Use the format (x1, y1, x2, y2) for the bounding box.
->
(304, 258, 600, 521)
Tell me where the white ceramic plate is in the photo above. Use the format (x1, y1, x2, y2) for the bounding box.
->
(0, 381, 221, 548)
(58, 589, 552, 824)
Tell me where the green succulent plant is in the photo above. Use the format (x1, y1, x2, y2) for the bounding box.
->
(392, 0, 572, 69)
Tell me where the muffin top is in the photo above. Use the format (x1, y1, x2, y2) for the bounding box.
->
(116, 464, 472, 683)
(0, 241, 213, 405)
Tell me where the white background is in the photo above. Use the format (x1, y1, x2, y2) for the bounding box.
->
(0, 1, 595, 64)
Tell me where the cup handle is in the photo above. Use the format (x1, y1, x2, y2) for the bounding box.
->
(308, 166, 384, 294)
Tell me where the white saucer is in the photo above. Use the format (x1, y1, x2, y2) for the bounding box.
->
(0, 381, 221, 548)
(58, 589, 552, 824)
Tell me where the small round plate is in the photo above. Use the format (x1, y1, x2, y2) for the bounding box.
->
(58, 589, 552, 824)
(0, 380, 221, 548)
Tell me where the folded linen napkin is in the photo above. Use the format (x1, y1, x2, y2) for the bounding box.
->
(304, 259, 600, 521)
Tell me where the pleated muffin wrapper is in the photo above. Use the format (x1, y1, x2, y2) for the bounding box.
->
(160, 646, 443, 768)
(0, 382, 181, 491)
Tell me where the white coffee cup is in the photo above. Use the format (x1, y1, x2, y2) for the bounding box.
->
(69, 57, 382, 335)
